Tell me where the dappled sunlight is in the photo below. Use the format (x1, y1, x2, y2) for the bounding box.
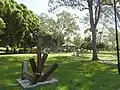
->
(111, 68, 118, 73)
(47, 54, 91, 65)
(56, 85, 69, 90)
(48, 53, 72, 57)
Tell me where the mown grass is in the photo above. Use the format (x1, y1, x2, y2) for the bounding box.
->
(0, 52, 120, 90)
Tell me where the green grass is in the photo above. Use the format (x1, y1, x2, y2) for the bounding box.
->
(0, 52, 120, 90)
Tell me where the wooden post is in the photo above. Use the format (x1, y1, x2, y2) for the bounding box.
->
(38, 63, 59, 82)
(29, 58, 37, 73)
(42, 53, 48, 65)
(41, 53, 48, 71)
(37, 37, 42, 75)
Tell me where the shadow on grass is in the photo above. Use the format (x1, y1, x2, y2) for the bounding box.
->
(46, 55, 90, 65)
(0, 54, 120, 90)
(52, 61, 120, 90)
(43, 55, 120, 90)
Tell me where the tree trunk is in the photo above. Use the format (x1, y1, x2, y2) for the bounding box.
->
(29, 58, 37, 73)
(87, 0, 99, 60)
(37, 37, 42, 75)
(55, 38, 60, 53)
(30, 47, 33, 53)
(23, 46, 26, 53)
(92, 27, 98, 60)
(6, 46, 9, 53)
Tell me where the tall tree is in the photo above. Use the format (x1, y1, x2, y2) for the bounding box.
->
(55, 11, 79, 49)
(0, 0, 41, 49)
(39, 12, 78, 52)
(39, 13, 57, 49)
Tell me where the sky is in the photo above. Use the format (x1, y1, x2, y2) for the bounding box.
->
(16, 0, 49, 15)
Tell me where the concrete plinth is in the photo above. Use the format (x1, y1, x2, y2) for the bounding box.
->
(17, 78, 59, 89)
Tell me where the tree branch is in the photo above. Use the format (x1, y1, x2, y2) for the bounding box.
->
(48, 0, 89, 12)
(95, 0, 101, 27)
(101, 0, 120, 6)
(95, 6, 97, 24)
(87, 0, 95, 31)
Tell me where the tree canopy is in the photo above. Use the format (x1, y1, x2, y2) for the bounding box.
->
(0, 0, 41, 48)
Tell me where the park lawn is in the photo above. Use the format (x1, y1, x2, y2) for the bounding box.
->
(0, 52, 120, 90)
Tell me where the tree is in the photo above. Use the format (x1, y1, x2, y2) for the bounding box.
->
(39, 12, 78, 52)
(55, 11, 79, 50)
(39, 13, 57, 38)
(0, 0, 41, 51)
(38, 13, 58, 52)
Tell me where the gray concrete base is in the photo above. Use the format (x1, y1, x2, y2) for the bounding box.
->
(16, 78, 59, 89)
